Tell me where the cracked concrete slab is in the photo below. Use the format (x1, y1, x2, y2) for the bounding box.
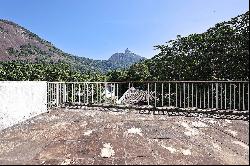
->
(0, 107, 249, 165)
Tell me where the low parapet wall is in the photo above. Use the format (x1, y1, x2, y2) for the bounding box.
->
(0, 81, 47, 130)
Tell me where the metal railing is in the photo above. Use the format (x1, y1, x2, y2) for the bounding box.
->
(47, 81, 249, 112)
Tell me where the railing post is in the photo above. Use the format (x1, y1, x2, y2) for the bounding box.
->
(104, 83, 107, 104)
(99, 83, 102, 104)
(243, 83, 245, 110)
(63, 83, 66, 103)
(221, 83, 223, 109)
(207, 84, 209, 108)
(116, 83, 119, 103)
(216, 83, 218, 109)
(188, 83, 189, 108)
(91, 83, 94, 104)
(183, 83, 185, 108)
(192, 83, 193, 107)
(224, 83, 226, 110)
(195, 84, 197, 108)
(204, 85, 205, 109)
(147, 83, 150, 106)
(248, 83, 249, 111)
(84, 83, 86, 104)
(234, 84, 236, 110)
(168, 83, 171, 107)
(161, 83, 164, 107)
(180, 84, 182, 108)
(230, 83, 232, 110)
(155, 82, 157, 107)
(212, 83, 213, 108)
(239, 83, 241, 110)
(78, 83, 81, 105)
(56, 83, 59, 107)
(96, 83, 98, 104)
(176, 83, 177, 107)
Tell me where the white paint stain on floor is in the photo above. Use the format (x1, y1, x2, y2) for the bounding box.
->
(181, 122, 199, 136)
(161, 144, 192, 156)
(61, 159, 71, 165)
(100, 143, 115, 158)
(127, 127, 143, 136)
(181, 149, 192, 155)
(83, 130, 93, 136)
(191, 121, 208, 128)
(161, 145, 177, 154)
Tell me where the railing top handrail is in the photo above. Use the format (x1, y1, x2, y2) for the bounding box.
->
(47, 80, 249, 84)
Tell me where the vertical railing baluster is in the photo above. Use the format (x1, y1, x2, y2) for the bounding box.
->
(96, 83, 98, 104)
(234, 84, 236, 110)
(216, 83, 218, 109)
(155, 82, 157, 107)
(169, 83, 171, 107)
(188, 83, 190, 108)
(84, 83, 86, 104)
(91, 83, 94, 104)
(248, 83, 249, 111)
(208, 84, 209, 108)
(239, 83, 241, 110)
(51, 83, 52, 107)
(199, 86, 201, 109)
(183, 83, 185, 108)
(56, 83, 59, 107)
(47, 83, 49, 108)
(176, 83, 177, 107)
(180, 84, 182, 108)
(230, 83, 232, 110)
(87, 83, 89, 104)
(63, 83, 66, 103)
(196, 84, 197, 108)
(161, 83, 164, 107)
(224, 83, 226, 110)
(212, 83, 213, 108)
(147, 83, 150, 106)
(78, 83, 81, 105)
(113, 83, 115, 104)
(99, 83, 102, 104)
(192, 83, 194, 108)
(204, 84, 205, 108)
(243, 83, 245, 110)
(116, 83, 119, 104)
(71, 83, 73, 103)
(110, 83, 113, 103)
(58, 83, 61, 105)
(221, 83, 223, 109)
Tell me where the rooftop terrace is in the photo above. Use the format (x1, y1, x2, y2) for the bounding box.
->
(0, 107, 249, 165)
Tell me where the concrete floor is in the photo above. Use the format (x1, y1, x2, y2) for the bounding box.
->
(0, 107, 249, 165)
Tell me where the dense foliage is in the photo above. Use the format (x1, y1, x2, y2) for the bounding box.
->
(0, 61, 106, 81)
(108, 11, 249, 81)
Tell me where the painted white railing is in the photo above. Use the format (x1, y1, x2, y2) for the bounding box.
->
(47, 81, 249, 112)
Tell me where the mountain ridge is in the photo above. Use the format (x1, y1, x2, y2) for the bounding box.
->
(0, 19, 145, 73)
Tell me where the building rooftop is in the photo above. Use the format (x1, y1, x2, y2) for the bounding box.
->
(0, 107, 249, 165)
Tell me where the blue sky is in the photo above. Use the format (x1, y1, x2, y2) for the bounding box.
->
(0, 0, 249, 60)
